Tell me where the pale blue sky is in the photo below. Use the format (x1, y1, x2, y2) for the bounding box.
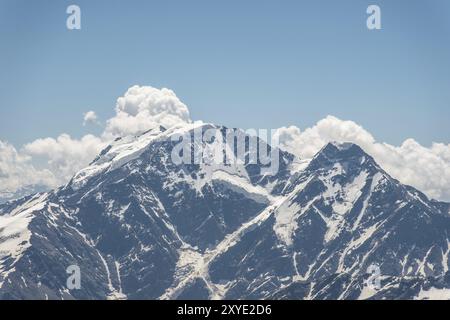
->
(1, 0, 449, 147)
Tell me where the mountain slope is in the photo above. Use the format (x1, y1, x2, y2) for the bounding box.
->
(0, 124, 449, 300)
(206, 143, 450, 299)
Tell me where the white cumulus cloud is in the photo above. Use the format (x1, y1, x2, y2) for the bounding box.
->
(103, 85, 191, 139)
(23, 134, 105, 185)
(274, 116, 450, 201)
(0, 140, 57, 193)
(83, 110, 98, 126)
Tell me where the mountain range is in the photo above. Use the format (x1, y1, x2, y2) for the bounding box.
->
(0, 123, 449, 300)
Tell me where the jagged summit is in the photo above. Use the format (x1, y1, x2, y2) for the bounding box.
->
(306, 141, 379, 172)
(315, 141, 373, 162)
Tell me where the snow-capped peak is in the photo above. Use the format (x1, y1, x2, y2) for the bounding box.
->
(69, 122, 207, 190)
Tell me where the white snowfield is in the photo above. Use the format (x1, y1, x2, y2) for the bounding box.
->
(71, 126, 166, 190)
(415, 287, 450, 300)
(0, 193, 48, 288)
